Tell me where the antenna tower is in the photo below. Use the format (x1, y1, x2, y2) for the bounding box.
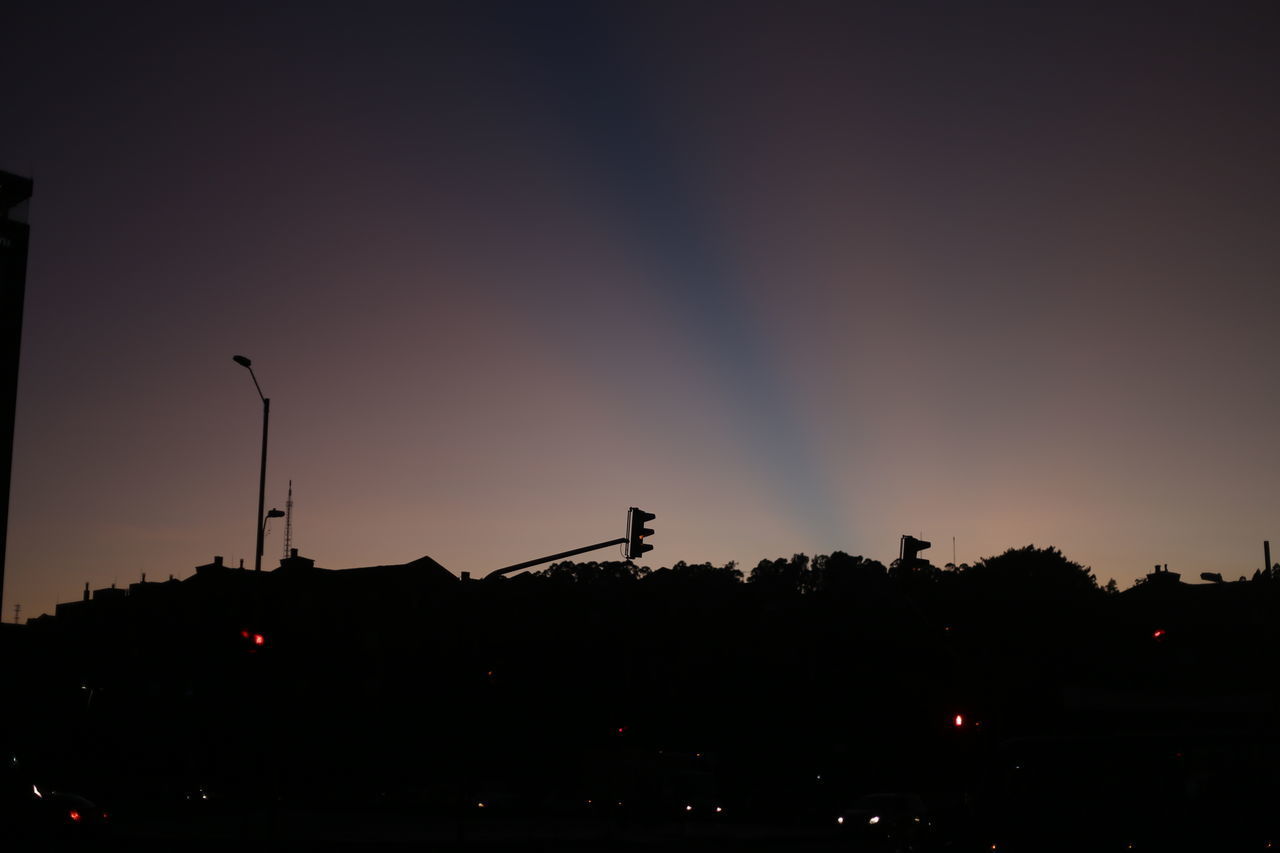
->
(283, 480, 294, 558)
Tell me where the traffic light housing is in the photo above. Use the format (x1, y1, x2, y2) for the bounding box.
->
(899, 535, 931, 570)
(626, 507, 655, 560)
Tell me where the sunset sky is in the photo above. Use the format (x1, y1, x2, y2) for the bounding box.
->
(4, 1, 1279, 618)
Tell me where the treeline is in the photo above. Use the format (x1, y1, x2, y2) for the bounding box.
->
(535, 543, 1104, 598)
(10, 544, 1280, 821)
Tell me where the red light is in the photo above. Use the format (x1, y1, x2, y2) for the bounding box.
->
(1153, 629, 1166, 641)
(253, 633, 265, 646)
(68, 809, 81, 823)
(954, 714, 964, 727)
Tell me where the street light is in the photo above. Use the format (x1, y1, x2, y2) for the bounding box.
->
(233, 355, 271, 571)
(261, 507, 285, 549)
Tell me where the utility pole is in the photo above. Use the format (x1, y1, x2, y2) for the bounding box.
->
(232, 355, 271, 571)
(0, 172, 33, 618)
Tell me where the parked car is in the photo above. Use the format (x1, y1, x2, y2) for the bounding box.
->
(2, 748, 111, 841)
(835, 792, 933, 849)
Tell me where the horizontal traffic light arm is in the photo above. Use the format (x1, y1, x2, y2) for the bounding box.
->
(483, 537, 628, 580)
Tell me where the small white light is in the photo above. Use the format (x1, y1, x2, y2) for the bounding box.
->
(33, 784, 42, 799)
(685, 804, 693, 812)
(715, 806, 722, 813)
(837, 816, 844, 825)
(869, 815, 880, 825)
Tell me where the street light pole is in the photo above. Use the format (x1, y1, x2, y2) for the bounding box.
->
(233, 355, 270, 572)
(255, 397, 269, 571)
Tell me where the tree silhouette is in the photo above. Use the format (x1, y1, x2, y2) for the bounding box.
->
(538, 560, 648, 584)
(748, 553, 810, 593)
(811, 551, 887, 594)
(644, 559, 743, 589)
(962, 544, 1099, 601)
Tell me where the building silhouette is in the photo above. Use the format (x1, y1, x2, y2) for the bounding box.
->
(49, 549, 457, 630)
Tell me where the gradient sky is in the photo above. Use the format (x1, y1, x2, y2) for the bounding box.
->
(4, 1, 1280, 619)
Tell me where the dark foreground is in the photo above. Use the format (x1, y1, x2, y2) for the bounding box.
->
(9, 803, 1280, 853)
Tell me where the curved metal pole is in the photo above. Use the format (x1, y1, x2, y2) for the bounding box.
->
(234, 357, 270, 572)
(483, 537, 627, 580)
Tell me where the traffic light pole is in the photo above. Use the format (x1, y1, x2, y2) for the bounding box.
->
(483, 537, 627, 580)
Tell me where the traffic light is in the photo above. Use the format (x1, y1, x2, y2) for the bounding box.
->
(240, 629, 266, 651)
(899, 535, 931, 570)
(625, 507, 656, 560)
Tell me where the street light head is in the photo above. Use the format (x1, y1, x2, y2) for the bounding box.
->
(232, 355, 252, 368)
(266, 508, 285, 519)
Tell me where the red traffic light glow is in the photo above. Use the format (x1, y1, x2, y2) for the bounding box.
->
(954, 714, 964, 727)
(1153, 629, 1167, 641)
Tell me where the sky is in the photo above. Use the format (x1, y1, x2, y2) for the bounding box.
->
(4, 0, 1279, 619)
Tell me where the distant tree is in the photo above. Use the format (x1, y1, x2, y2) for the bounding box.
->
(671, 559, 742, 583)
(643, 560, 742, 591)
(748, 553, 810, 593)
(539, 560, 647, 584)
(811, 551, 887, 593)
(962, 545, 1099, 601)
(1102, 578, 1119, 595)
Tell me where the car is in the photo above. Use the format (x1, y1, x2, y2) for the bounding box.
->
(2, 750, 111, 841)
(835, 792, 933, 849)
